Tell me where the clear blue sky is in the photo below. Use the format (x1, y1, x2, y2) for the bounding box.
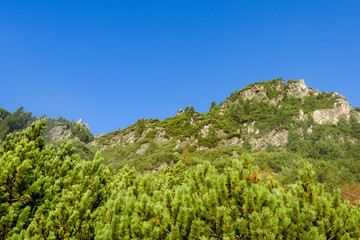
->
(1, 0, 360, 134)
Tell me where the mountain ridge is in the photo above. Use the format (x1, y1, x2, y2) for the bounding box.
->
(91, 78, 359, 151)
(2, 78, 360, 193)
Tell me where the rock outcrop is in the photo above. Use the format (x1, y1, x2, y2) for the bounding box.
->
(287, 79, 311, 99)
(177, 109, 184, 115)
(217, 130, 288, 150)
(136, 142, 150, 155)
(241, 84, 268, 102)
(88, 79, 359, 156)
(48, 125, 72, 141)
(244, 122, 260, 135)
(312, 93, 352, 124)
(296, 110, 307, 121)
(250, 130, 289, 150)
(200, 124, 213, 137)
(218, 137, 244, 149)
(77, 118, 90, 130)
(154, 130, 170, 143)
(174, 136, 198, 149)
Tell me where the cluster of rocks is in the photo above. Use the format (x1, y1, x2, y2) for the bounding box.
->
(77, 118, 90, 130)
(177, 109, 184, 115)
(47, 118, 91, 142)
(92, 127, 172, 151)
(48, 125, 72, 141)
(220, 79, 320, 108)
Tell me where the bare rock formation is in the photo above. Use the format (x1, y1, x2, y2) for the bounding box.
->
(312, 93, 352, 124)
(48, 125, 72, 141)
(77, 118, 90, 130)
(136, 142, 150, 155)
(287, 79, 311, 99)
(249, 130, 289, 150)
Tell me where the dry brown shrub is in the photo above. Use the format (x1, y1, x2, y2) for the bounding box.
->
(341, 181, 360, 204)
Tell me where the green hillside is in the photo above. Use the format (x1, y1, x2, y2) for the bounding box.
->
(2, 79, 360, 238)
(89, 79, 360, 195)
(2, 78, 360, 197)
(1, 120, 360, 239)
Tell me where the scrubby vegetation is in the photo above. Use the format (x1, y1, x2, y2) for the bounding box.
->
(2, 79, 360, 237)
(92, 79, 360, 195)
(0, 107, 36, 140)
(1, 120, 359, 239)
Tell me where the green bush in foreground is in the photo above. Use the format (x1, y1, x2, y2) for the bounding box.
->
(1, 120, 360, 239)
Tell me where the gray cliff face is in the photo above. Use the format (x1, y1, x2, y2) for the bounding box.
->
(312, 93, 353, 124)
(48, 125, 72, 141)
(287, 79, 314, 99)
(250, 130, 289, 150)
(46, 118, 92, 143)
(200, 124, 226, 138)
(217, 130, 288, 151)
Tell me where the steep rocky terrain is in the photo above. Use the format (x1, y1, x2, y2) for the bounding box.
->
(79, 79, 360, 194)
(45, 118, 91, 141)
(2, 78, 360, 192)
(92, 79, 359, 152)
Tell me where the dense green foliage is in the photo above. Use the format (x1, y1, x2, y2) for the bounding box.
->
(0, 107, 36, 141)
(1, 121, 360, 239)
(51, 139, 97, 161)
(0, 120, 109, 239)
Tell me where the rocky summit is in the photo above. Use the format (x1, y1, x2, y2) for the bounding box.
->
(93, 79, 359, 152)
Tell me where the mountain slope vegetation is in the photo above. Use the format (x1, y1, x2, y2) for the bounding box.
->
(87, 79, 360, 194)
(0, 120, 359, 239)
(2, 78, 360, 195)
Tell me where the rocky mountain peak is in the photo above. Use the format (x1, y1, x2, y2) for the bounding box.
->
(291, 79, 307, 90)
(77, 118, 90, 130)
(177, 109, 184, 116)
(90, 78, 360, 161)
(287, 79, 312, 99)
